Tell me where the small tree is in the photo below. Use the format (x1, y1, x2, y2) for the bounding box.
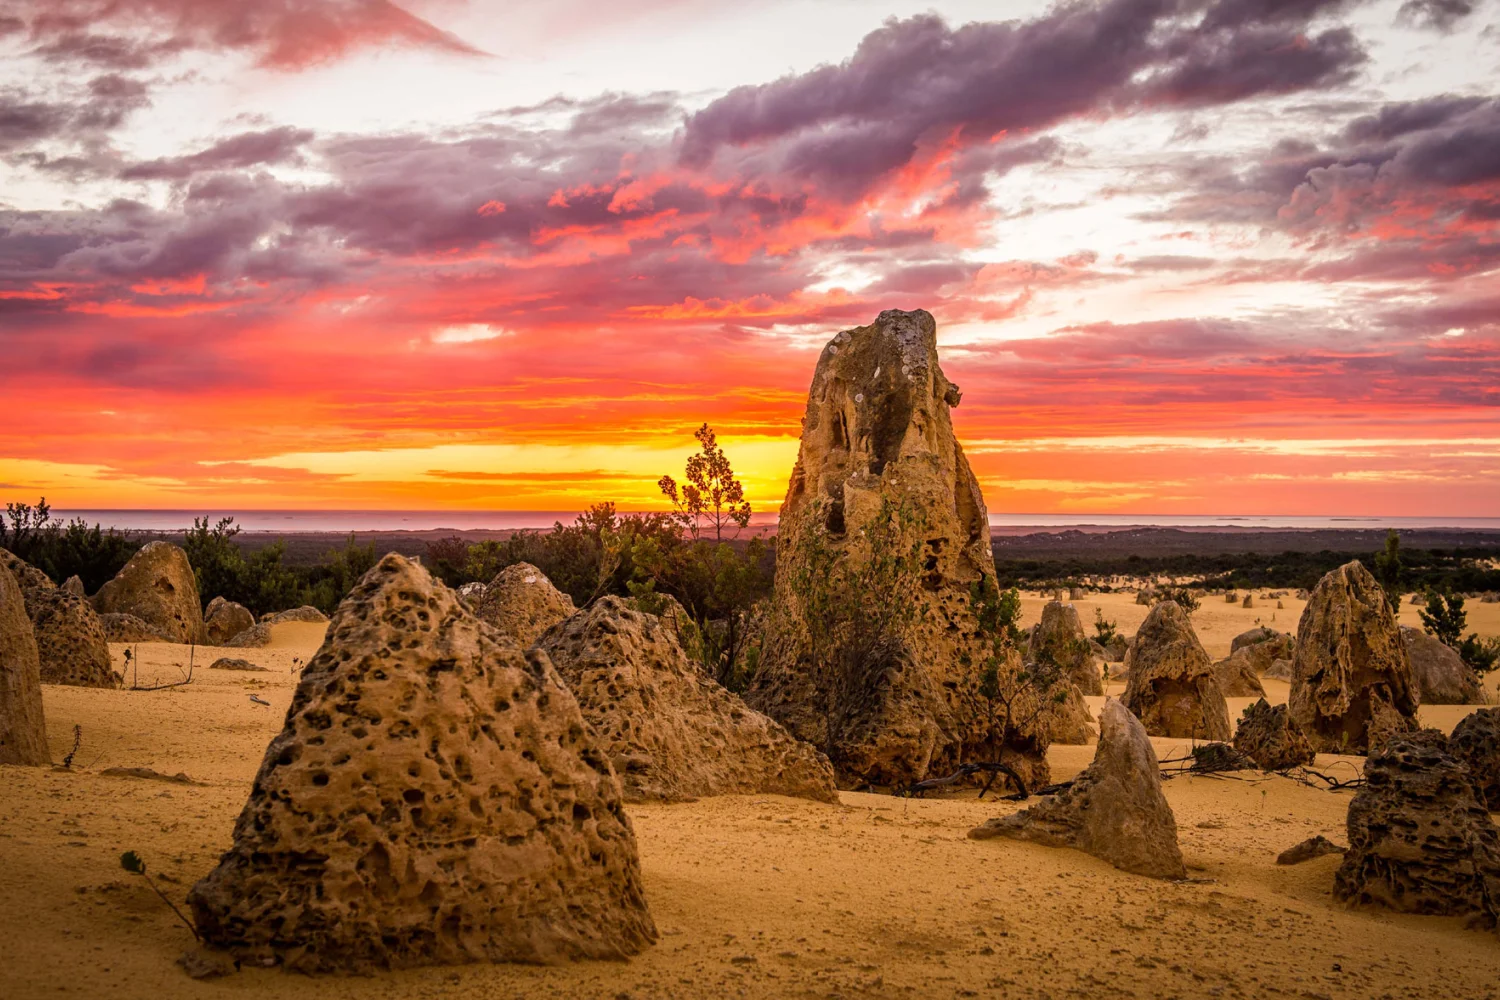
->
(1419, 590, 1466, 648)
(1155, 586, 1201, 614)
(1373, 529, 1403, 610)
(0, 497, 52, 560)
(658, 423, 752, 541)
(1093, 608, 1118, 646)
(963, 576, 1068, 795)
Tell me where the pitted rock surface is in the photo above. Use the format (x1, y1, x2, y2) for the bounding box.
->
(91, 542, 204, 644)
(1211, 647, 1267, 698)
(100, 612, 174, 644)
(1333, 734, 1500, 926)
(187, 554, 656, 971)
(1233, 698, 1315, 771)
(749, 309, 1048, 787)
(1401, 626, 1480, 705)
(538, 596, 837, 803)
(1289, 561, 1418, 754)
(1122, 601, 1230, 741)
(1029, 601, 1102, 696)
(1449, 707, 1500, 810)
(204, 598, 255, 646)
(473, 563, 576, 648)
(1, 549, 113, 687)
(30, 588, 114, 687)
(969, 700, 1185, 879)
(0, 562, 49, 765)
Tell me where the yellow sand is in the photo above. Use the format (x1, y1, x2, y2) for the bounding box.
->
(2, 611, 1498, 1000)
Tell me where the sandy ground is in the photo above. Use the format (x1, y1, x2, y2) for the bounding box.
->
(3, 615, 1499, 1000)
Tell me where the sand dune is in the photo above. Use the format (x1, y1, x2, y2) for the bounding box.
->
(1, 609, 1497, 999)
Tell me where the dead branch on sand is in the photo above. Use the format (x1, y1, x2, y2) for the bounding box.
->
(128, 645, 196, 692)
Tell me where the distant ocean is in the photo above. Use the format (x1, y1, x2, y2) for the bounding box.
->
(50, 510, 1500, 533)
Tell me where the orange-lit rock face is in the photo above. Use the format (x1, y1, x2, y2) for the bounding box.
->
(750, 309, 1054, 790)
(188, 554, 656, 972)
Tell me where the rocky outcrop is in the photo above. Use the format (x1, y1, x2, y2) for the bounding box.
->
(538, 596, 837, 803)
(62, 575, 85, 597)
(0, 547, 54, 603)
(100, 612, 175, 644)
(258, 606, 328, 625)
(472, 563, 576, 648)
(30, 589, 115, 687)
(748, 309, 1046, 788)
(1048, 685, 1098, 746)
(1068, 587, 1085, 601)
(1122, 601, 1230, 741)
(91, 542, 204, 644)
(1401, 626, 1481, 705)
(1289, 561, 1418, 754)
(1242, 594, 1254, 609)
(1212, 647, 1267, 698)
(1333, 734, 1500, 926)
(1029, 601, 1103, 696)
(1, 549, 113, 687)
(1105, 633, 1130, 661)
(1277, 836, 1345, 865)
(1232, 699, 1315, 771)
(969, 700, 1185, 879)
(1449, 708, 1500, 810)
(1227, 628, 1294, 674)
(187, 554, 656, 972)
(0, 562, 49, 766)
(208, 657, 264, 672)
(1265, 657, 1293, 681)
(203, 598, 255, 646)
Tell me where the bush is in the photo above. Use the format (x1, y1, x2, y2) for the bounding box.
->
(1155, 586, 1201, 614)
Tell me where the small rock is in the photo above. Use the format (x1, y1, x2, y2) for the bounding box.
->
(1276, 835, 1346, 865)
(177, 949, 235, 980)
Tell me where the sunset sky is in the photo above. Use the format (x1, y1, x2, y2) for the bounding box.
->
(2, 0, 1497, 517)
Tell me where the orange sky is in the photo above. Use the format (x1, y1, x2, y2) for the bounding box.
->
(1, 1, 1497, 517)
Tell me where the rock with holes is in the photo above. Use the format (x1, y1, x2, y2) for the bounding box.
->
(748, 309, 1048, 788)
(1122, 601, 1231, 741)
(91, 542, 204, 644)
(1028, 600, 1102, 696)
(100, 612, 174, 644)
(187, 554, 657, 971)
(1401, 626, 1481, 705)
(969, 700, 1185, 879)
(538, 596, 837, 802)
(1233, 698, 1315, 771)
(1289, 561, 1418, 754)
(1211, 647, 1267, 698)
(30, 588, 115, 687)
(0, 547, 54, 604)
(204, 598, 256, 646)
(472, 563, 577, 648)
(0, 561, 49, 765)
(1333, 734, 1500, 926)
(1449, 707, 1500, 810)
(1, 548, 113, 687)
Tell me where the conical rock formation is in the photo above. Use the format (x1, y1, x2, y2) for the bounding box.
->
(748, 309, 1039, 787)
(1211, 647, 1267, 698)
(1029, 601, 1103, 696)
(187, 554, 656, 971)
(1333, 733, 1500, 926)
(1, 548, 113, 687)
(1122, 601, 1230, 741)
(473, 563, 576, 648)
(0, 562, 49, 765)
(92, 542, 204, 644)
(538, 596, 837, 803)
(1233, 698, 1315, 771)
(1401, 626, 1480, 705)
(969, 700, 1185, 879)
(1289, 561, 1418, 753)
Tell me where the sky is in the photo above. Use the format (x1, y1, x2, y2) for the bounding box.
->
(1, 0, 1498, 517)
